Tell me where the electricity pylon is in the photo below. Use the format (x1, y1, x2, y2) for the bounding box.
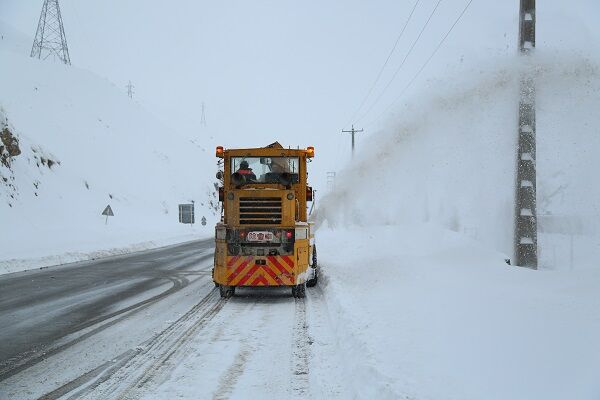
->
(31, 0, 71, 65)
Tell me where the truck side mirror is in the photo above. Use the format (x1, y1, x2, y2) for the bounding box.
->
(216, 171, 224, 180)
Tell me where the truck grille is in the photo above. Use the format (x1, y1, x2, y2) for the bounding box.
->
(239, 197, 282, 225)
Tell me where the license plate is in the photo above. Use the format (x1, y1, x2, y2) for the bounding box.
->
(246, 231, 274, 242)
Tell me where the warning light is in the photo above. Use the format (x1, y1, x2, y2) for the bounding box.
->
(216, 146, 224, 158)
(306, 146, 315, 158)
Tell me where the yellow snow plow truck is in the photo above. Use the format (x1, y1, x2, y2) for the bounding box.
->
(213, 142, 317, 298)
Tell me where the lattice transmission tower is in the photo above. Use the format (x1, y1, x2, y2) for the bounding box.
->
(31, 0, 71, 65)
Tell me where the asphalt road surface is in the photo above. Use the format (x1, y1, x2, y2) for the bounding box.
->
(0, 239, 214, 383)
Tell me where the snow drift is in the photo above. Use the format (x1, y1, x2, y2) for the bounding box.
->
(318, 225, 600, 400)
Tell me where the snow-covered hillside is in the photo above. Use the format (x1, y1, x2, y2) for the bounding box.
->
(0, 20, 219, 271)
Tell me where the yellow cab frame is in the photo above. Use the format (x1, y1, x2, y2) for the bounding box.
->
(213, 142, 317, 298)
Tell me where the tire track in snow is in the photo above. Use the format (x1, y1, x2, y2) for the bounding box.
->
(40, 284, 223, 400)
(211, 345, 252, 400)
(290, 297, 311, 398)
(117, 291, 227, 399)
(210, 299, 263, 400)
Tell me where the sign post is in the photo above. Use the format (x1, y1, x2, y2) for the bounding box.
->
(102, 205, 114, 225)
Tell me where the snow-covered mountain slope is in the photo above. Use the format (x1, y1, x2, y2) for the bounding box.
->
(0, 19, 30, 56)
(0, 22, 219, 269)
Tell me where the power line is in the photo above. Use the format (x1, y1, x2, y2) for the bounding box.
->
(365, 0, 475, 129)
(343, 0, 422, 129)
(356, 0, 444, 123)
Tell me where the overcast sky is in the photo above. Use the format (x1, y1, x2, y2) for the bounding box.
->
(2, 1, 599, 192)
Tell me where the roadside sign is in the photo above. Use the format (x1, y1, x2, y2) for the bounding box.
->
(179, 203, 195, 224)
(102, 205, 114, 225)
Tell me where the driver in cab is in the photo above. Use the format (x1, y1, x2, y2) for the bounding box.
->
(236, 160, 257, 181)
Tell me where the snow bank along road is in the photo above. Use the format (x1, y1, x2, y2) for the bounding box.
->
(0, 240, 346, 399)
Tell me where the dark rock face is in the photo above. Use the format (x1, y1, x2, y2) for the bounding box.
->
(1, 127, 21, 157)
(1, 127, 21, 168)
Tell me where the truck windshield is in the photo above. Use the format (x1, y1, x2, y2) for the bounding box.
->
(231, 157, 300, 184)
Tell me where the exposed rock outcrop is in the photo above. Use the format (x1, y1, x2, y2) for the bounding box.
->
(0, 127, 21, 167)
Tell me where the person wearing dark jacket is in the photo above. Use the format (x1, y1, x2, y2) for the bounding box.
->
(237, 160, 257, 181)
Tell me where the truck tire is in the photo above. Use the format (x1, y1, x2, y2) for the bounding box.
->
(306, 270, 318, 288)
(306, 245, 318, 287)
(292, 283, 306, 298)
(219, 285, 235, 298)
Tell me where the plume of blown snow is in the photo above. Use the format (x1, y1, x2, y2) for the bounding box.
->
(315, 51, 600, 269)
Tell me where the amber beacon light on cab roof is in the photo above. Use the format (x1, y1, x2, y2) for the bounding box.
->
(212, 142, 318, 298)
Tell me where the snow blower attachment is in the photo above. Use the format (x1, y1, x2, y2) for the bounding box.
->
(212, 142, 317, 298)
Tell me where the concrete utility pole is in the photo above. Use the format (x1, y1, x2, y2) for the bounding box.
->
(126, 81, 135, 99)
(514, 0, 537, 269)
(342, 125, 364, 157)
(201, 102, 207, 127)
(31, 0, 71, 65)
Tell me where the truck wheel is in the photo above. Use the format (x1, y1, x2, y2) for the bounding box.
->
(212, 268, 218, 287)
(292, 283, 306, 298)
(306, 268, 318, 287)
(306, 245, 318, 287)
(219, 285, 235, 298)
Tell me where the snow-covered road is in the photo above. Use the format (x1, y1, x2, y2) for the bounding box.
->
(77, 288, 349, 400)
(0, 241, 348, 400)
